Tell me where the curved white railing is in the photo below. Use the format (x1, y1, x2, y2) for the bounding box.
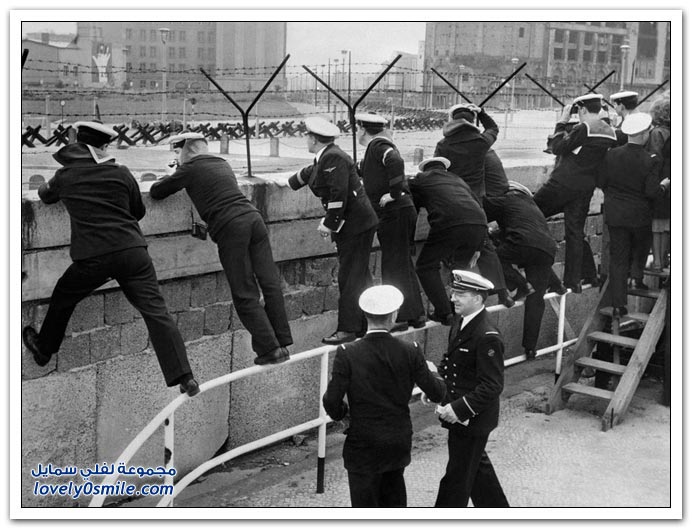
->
(89, 286, 585, 507)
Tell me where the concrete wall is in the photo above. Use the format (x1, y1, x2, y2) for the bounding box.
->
(20, 164, 604, 506)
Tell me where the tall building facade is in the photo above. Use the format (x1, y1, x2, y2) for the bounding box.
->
(423, 21, 671, 108)
(23, 22, 287, 93)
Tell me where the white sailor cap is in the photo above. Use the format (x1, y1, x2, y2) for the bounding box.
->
(507, 180, 532, 197)
(573, 93, 603, 105)
(169, 132, 206, 148)
(610, 90, 639, 103)
(304, 117, 340, 138)
(73, 121, 118, 143)
(418, 156, 451, 172)
(451, 270, 494, 293)
(358, 285, 404, 315)
(449, 103, 478, 119)
(621, 113, 652, 135)
(355, 113, 388, 127)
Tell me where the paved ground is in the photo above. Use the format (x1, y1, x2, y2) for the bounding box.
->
(119, 354, 672, 511)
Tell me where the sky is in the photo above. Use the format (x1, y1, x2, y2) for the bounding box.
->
(21, 21, 425, 69)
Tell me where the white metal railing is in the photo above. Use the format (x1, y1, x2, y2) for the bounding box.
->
(88, 285, 587, 507)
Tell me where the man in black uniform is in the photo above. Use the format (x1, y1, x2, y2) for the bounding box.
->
(598, 113, 669, 318)
(322, 285, 446, 507)
(434, 270, 509, 507)
(434, 103, 514, 307)
(483, 181, 564, 360)
(533, 93, 617, 293)
(289, 117, 378, 345)
(483, 149, 509, 198)
(150, 132, 292, 366)
(408, 157, 488, 326)
(22, 122, 200, 396)
(355, 112, 425, 332)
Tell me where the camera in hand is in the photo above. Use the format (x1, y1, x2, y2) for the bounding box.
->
(191, 222, 208, 240)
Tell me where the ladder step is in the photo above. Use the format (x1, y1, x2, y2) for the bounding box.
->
(599, 307, 649, 325)
(587, 331, 639, 349)
(643, 268, 670, 278)
(628, 287, 661, 299)
(563, 382, 615, 401)
(575, 357, 627, 376)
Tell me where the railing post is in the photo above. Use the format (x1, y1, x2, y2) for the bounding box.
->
(316, 350, 329, 493)
(164, 413, 175, 507)
(555, 293, 567, 382)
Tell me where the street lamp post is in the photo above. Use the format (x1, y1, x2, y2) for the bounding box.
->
(159, 27, 170, 122)
(333, 58, 339, 122)
(510, 57, 519, 121)
(341, 49, 351, 104)
(60, 100, 65, 126)
(458, 64, 465, 103)
(619, 43, 631, 91)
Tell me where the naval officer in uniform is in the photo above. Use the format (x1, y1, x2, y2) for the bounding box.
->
(289, 117, 378, 345)
(322, 285, 446, 507)
(434, 270, 509, 508)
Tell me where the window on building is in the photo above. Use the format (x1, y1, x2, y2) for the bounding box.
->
(597, 51, 607, 63)
(150, 30, 157, 41)
(179, 48, 186, 59)
(567, 48, 577, 61)
(126, 62, 132, 72)
(519, 27, 525, 38)
(139, 62, 146, 71)
(150, 47, 157, 58)
(208, 32, 215, 43)
(73, 66, 79, 77)
(125, 28, 132, 40)
(553, 48, 564, 60)
(140, 79, 147, 88)
(150, 63, 156, 72)
(198, 31, 205, 43)
(180, 31, 186, 42)
(554, 29, 564, 43)
(198, 48, 204, 60)
(63, 65, 69, 76)
(151, 80, 158, 89)
(139, 46, 146, 58)
(179, 63, 187, 72)
(168, 47, 176, 59)
(139, 29, 147, 41)
(583, 50, 593, 62)
(169, 30, 175, 42)
(569, 31, 578, 44)
(584, 32, 594, 45)
(208, 48, 214, 61)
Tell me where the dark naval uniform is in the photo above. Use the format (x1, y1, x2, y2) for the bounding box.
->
(289, 143, 378, 334)
(483, 149, 510, 197)
(598, 144, 663, 309)
(360, 137, 424, 325)
(484, 190, 561, 352)
(435, 309, 509, 507)
(534, 118, 617, 289)
(434, 111, 507, 294)
(323, 331, 447, 507)
(36, 143, 192, 386)
(408, 167, 487, 321)
(150, 154, 293, 357)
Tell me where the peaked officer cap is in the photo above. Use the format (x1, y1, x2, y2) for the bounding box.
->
(304, 117, 340, 138)
(169, 132, 206, 148)
(610, 90, 639, 103)
(573, 93, 603, 105)
(359, 285, 404, 315)
(451, 270, 494, 293)
(73, 121, 117, 146)
(621, 113, 652, 135)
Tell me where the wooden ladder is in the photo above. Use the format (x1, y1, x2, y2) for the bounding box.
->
(545, 272, 669, 431)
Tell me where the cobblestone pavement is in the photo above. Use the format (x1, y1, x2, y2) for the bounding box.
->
(120, 356, 673, 512)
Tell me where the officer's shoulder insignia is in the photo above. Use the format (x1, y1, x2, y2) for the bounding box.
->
(487, 348, 496, 357)
(324, 166, 337, 173)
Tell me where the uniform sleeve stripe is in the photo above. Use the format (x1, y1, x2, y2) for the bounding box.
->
(485, 331, 500, 335)
(382, 147, 394, 165)
(462, 397, 477, 416)
(327, 201, 343, 209)
(296, 172, 306, 185)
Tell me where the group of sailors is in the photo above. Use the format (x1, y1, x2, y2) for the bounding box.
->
(22, 88, 670, 507)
